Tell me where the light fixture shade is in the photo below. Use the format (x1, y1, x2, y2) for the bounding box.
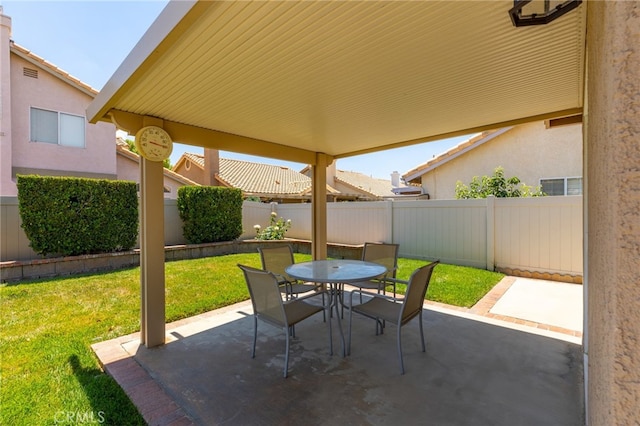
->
(509, 0, 582, 27)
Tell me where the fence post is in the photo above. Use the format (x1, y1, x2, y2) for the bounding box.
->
(386, 199, 394, 243)
(486, 195, 495, 271)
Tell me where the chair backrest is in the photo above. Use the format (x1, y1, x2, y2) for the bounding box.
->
(258, 245, 295, 281)
(238, 264, 287, 326)
(362, 243, 399, 279)
(400, 261, 440, 324)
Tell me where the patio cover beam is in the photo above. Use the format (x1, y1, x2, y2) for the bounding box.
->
(108, 109, 319, 165)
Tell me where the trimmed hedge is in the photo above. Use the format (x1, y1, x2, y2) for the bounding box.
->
(177, 186, 243, 244)
(17, 175, 138, 256)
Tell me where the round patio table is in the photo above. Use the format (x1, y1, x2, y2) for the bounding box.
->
(286, 259, 386, 356)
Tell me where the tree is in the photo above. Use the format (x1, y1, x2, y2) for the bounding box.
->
(455, 166, 544, 199)
(125, 138, 172, 169)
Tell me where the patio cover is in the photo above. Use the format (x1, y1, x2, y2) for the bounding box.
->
(87, 0, 586, 347)
(88, 0, 585, 159)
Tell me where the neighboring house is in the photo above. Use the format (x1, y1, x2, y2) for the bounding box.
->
(0, 10, 191, 199)
(173, 150, 342, 203)
(402, 120, 583, 199)
(116, 138, 198, 198)
(0, 11, 116, 196)
(301, 163, 425, 201)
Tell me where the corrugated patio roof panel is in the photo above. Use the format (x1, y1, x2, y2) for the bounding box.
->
(89, 1, 585, 161)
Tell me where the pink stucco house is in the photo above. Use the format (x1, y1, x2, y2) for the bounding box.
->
(0, 10, 191, 198)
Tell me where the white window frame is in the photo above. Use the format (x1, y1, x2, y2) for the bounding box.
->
(30, 107, 86, 148)
(539, 176, 582, 196)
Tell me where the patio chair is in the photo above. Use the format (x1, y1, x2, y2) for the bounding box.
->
(238, 264, 329, 378)
(258, 245, 324, 301)
(347, 260, 440, 374)
(343, 242, 405, 319)
(351, 242, 403, 298)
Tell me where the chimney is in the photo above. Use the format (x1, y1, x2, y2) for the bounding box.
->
(391, 171, 401, 187)
(203, 148, 220, 186)
(326, 160, 337, 186)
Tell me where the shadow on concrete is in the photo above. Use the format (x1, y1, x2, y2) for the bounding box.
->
(122, 303, 584, 426)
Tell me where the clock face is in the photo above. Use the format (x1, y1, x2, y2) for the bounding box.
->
(135, 126, 173, 162)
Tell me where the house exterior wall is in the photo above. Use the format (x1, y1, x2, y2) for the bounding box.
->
(173, 161, 204, 186)
(2, 52, 116, 196)
(116, 152, 186, 199)
(586, 1, 640, 423)
(0, 13, 13, 196)
(419, 121, 582, 199)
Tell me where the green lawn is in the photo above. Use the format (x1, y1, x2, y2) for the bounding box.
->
(0, 253, 503, 425)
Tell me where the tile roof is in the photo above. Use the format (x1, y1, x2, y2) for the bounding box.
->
(335, 170, 399, 198)
(218, 157, 312, 195)
(177, 153, 340, 196)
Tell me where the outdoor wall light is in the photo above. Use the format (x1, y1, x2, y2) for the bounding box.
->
(509, 0, 583, 27)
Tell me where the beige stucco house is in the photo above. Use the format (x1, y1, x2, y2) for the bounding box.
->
(0, 10, 192, 199)
(403, 120, 582, 199)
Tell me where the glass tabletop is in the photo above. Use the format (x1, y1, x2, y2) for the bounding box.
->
(285, 259, 386, 284)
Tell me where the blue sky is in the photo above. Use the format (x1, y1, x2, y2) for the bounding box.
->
(2, 0, 472, 180)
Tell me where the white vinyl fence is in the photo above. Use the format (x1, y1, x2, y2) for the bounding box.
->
(2, 196, 583, 276)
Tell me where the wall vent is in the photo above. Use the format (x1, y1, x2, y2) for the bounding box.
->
(23, 67, 38, 79)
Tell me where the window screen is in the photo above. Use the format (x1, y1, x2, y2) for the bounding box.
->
(60, 113, 85, 147)
(30, 108, 85, 148)
(541, 177, 583, 196)
(567, 178, 582, 195)
(541, 178, 565, 196)
(30, 108, 58, 144)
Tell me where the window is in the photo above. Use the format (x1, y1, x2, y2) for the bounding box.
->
(30, 107, 85, 148)
(540, 177, 582, 196)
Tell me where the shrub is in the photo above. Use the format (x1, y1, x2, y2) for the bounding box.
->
(177, 186, 243, 243)
(254, 211, 292, 240)
(455, 166, 545, 199)
(17, 175, 138, 256)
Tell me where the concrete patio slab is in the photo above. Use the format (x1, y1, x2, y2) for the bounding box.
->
(489, 278, 583, 332)
(93, 289, 584, 426)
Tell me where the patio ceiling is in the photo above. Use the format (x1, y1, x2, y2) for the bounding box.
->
(88, 0, 585, 165)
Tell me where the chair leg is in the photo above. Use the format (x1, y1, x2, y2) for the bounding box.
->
(419, 312, 426, 352)
(397, 326, 405, 375)
(284, 326, 290, 378)
(327, 304, 333, 356)
(322, 292, 326, 322)
(347, 305, 353, 356)
(252, 316, 257, 359)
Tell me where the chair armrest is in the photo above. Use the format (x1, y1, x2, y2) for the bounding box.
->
(384, 277, 408, 285)
(288, 287, 328, 304)
(347, 288, 397, 307)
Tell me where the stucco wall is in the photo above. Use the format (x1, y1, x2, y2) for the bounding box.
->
(419, 121, 582, 199)
(116, 153, 186, 199)
(586, 1, 640, 424)
(0, 14, 13, 196)
(6, 53, 116, 195)
(173, 161, 203, 185)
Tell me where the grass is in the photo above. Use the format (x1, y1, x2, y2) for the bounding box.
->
(0, 253, 503, 425)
